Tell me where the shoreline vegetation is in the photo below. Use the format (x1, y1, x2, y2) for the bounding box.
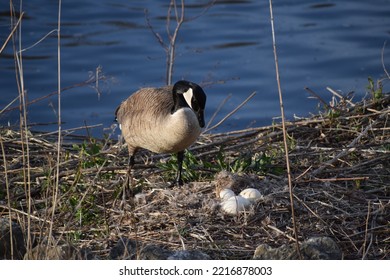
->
(1, 92, 389, 259)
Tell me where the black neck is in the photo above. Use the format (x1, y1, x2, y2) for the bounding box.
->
(171, 92, 190, 114)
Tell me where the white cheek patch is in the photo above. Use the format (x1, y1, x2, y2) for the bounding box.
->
(183, 88, 194, 109)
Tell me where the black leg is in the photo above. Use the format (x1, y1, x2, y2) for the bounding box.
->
(122, 155, 135, 203)
(127, 155, 135, 187)
(175, 151, 184, 186)
(129, 155, 135, 169)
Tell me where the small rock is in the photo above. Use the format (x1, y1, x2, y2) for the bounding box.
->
(168, 250, 210, 260)
(77, 247, 99, 260)
(109, 237, 138, 260)
(138, 244, 172, 260)
(300, 236, 342, 260)
(253, 237, 342, 260)
(253, 244, 292, 260)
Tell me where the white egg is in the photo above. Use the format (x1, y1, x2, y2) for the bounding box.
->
(239, 188, 262, 202)
(221, 195, 251, 215)
(219, 188, 235, 200)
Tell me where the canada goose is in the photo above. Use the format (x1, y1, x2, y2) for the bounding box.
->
(115, 80, 206, 186)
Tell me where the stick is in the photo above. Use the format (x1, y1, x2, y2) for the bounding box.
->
(326, 86, 356, 107)
(3, 75, 106, 113)
(381, 41, 390, 80)
(48, 0, 62, 250)
(205, 93, 232, 131)
(203, 91, 256, 134)
(0, 205, 53, 224)
(0, 134, 14, 258)
(12, 0, 33, 257)
(311, 117, 379, 176)
(269, 0, 301, 258)
(0, 11, 24, 54)
(361, 201, 371, 260)
(166, 0, 185, 85)
(304, 87, 329, 109)
(0, 95, 20, 115)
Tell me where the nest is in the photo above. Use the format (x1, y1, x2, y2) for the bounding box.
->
(0, 94, 389, 259)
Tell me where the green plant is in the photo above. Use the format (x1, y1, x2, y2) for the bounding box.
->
(73, 139, 105, 169)
(158, 148, 283, 182)
(158, 150, 203, 182)
(212, 149, 281, 175)
(367, 76, 383, 100)
(65, 188, 100, 226)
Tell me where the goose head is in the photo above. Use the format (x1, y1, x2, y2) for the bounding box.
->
(171, 80, 207, 128)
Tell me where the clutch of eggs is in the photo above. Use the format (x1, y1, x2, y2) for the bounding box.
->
(219, 187, 262, 215)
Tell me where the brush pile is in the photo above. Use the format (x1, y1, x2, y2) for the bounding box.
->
(0, 94, 389, 259)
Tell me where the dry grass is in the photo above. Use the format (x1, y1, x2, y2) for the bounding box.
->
(1, 93, 389, 259)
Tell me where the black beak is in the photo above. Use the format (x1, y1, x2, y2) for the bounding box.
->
(197, 109, 205, 128)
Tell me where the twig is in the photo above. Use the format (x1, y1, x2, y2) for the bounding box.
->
(267, 225, 296, 242)
(347, 225, 388, 238)
(185, 0, 216, 22)
(0, 95, 20, 115)
(311, 117, 379, 176)
(304, 87, 329, 109)
(294, 166, 312, 181)
(36, 123, 103, 137)
(381, 41, 390, 80)
(0, 205, 53, 225)
(361, 201, 371, 260)
(309, 176, 369, 182)
(145, 0, 215, 85)
(205, 93, 232, 131)
(173, 221, 187, 250)
(17, 29, 58, 54)
(313, 194, 351, 215)
(0, 11, 24, 54)
(48, 0, 62, 249)
(203, 91, 256, 134)
(326, 87, 356, 107)
(11, 0, 33, 257)
(269, 0, 301, 258)
(166, 0, 185, 85)
(0, 135, 14, 259)
(144, 9, 166, 50)
(3, 75, 107, 113)
(292, 194, 328, 226)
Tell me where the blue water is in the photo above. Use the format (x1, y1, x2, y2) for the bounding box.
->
(1, 0, 390, 137)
